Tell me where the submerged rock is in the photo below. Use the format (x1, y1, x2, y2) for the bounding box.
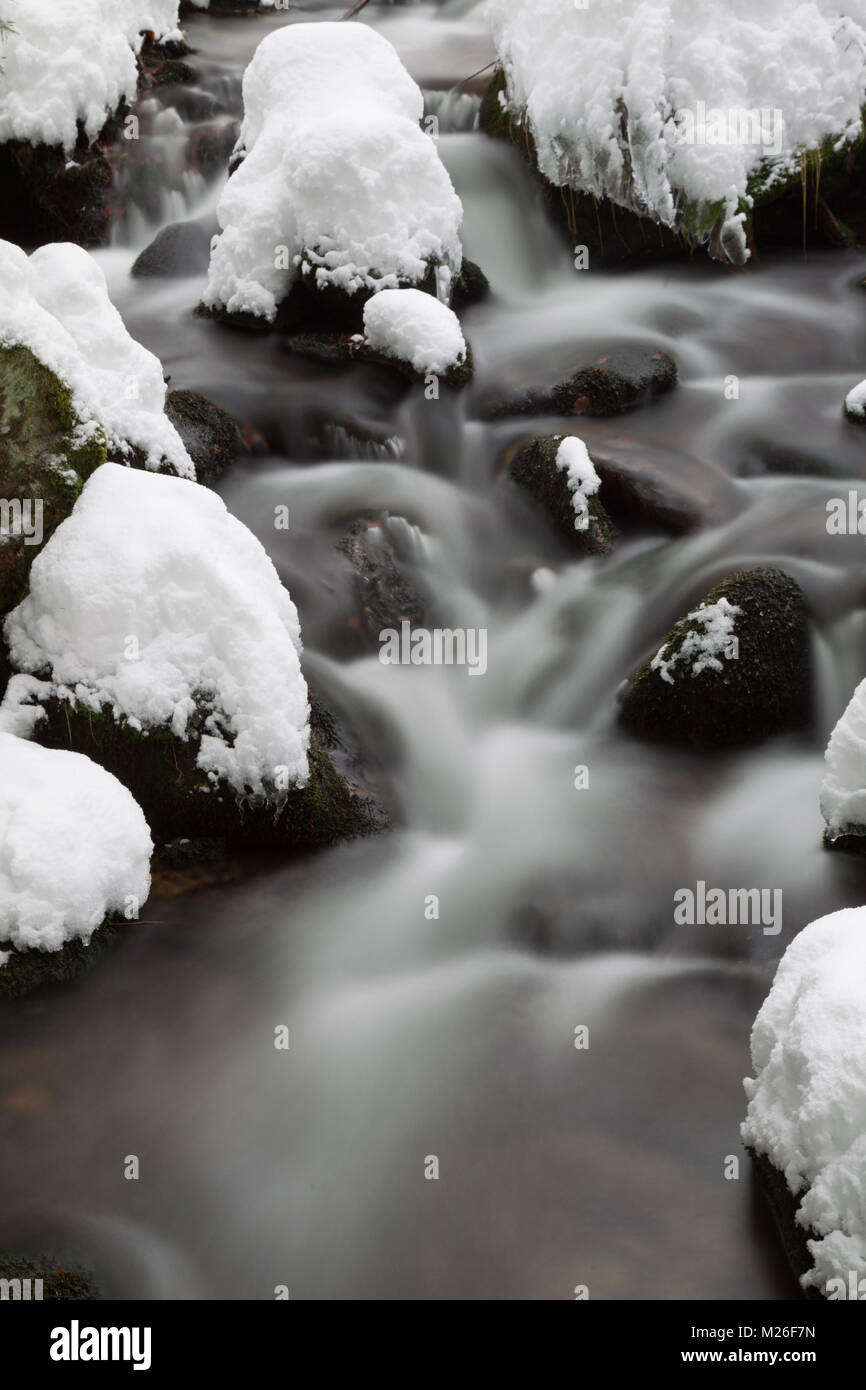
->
(337, 516, 427, 646)
(508, 435, 615, 555)
(619, 568, 811, 747)
(482, 348, 677, 420)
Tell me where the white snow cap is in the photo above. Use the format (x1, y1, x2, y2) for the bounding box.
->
(0, 1, 186, 153)
(554, 436, 601, 533)
(742, 907, 866, 1294)
(487, 0, 866, 262)
(0, 731, 152, 956)
(1, 463, 311, 798)
(363, 289, 467, 375)
(0, 239, 193, 478)
(820, 674, 866, 839)
(845, 378, 866, 419)
(651, 596, 740, 685)
(204, 23, 463, 320)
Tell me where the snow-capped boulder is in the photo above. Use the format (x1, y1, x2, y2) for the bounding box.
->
(742, 907, 866, 1297)
(0, 463, 371, 847)
(844, 378, 866, 424)
(202, 23, 464, 328)
(362, 289, 470, 383)
(0, 240, 193, 615)
(0, 2, 195, 247)
(619, 568, 811, 746)
(820, 676, 866, 848)
(485, 0, 866, 265)
(0, 730, 152, 996)
(508, 435, 615, 556)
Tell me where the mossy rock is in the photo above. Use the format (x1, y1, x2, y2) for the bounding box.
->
(0, 344, 107, 616)
(746, 1147, 823, 1300)
(0, 1255, 101, 1299)
(483, 348, 677, 420)
(0, 137, 114, 250)
(0, 920, 119, 1002)
(509, 435, 615, 556)
(25, 693, 379, 851)
(478, 68, 512, 142)
(165, 389, 242, 486)
(619, 568, 811, 747)
(451, 259, 490, 309)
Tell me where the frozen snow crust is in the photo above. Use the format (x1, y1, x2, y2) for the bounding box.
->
(743, 908, 866, 1294)
(0, 731, 152, 956)
(204, 23, 463, 321)
(487, 0, 866, 262)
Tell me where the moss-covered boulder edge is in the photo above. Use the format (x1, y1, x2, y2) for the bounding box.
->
(746, 1148, 826, 1300)
(0, 35, 196, 251)
(508, 435, 615, 555)
(0, 344, 108, 615)
(0, 1254, 101, 1299)
(480, 67, 866, 267)
(618, 567, 811, 747)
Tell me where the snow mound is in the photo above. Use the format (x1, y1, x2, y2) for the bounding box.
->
(487, 0, 866, 262)
(742, 907, 866, 1294)
(203, 22, 463, 320)
(1, 463, 311, 798)
(554, 436, 601, 533)
(651, 596, 740, 685)
(0, 1, 185, 153)
(363, 288, 466, 375)
(0, 731, 152, 955)
(0, 239, 193, 478)
(845, 378, 866, 419)
(820, 675, 866, 840)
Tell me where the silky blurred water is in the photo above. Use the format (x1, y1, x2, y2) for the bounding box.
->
(2, 1, 866, 1299)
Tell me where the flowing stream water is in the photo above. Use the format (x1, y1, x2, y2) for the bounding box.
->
(3, 0, 866, 1299)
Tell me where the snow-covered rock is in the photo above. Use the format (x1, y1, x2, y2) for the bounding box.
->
(0, 239, 193, 478)
(844, 378, 866, 422)
(651, 597, 741, 686)
(0, 462, 311, 800)
(0, 1, 186, 153)
(0, 731, 152, 956)
(203, 22, 463, 321)
(618, 568, 811, 746)
(821, 676, 866, 842)
(486, 0, 866, 262)
(508, 434, 615, 556)
(554, 436, 601, 534)
(742, 907, 866, 1295)
(362, 289, 467, 376)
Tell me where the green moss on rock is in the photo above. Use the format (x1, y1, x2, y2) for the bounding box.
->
(619, 567, 811, 747)
(0, 344, 107, 616)
(0, 1255, 101, 1299)
(26, 693, 378, 851)
(165, 389, 242, 486)
(509, 435, 616, 555)
(0, 920, 119, 1002)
